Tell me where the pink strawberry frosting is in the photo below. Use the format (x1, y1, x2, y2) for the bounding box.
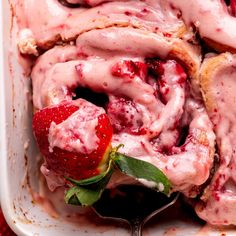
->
(16, 0, 236, 226)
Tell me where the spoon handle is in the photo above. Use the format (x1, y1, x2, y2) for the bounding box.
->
(131, 219, 142, 236)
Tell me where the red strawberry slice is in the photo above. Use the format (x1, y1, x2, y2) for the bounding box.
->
(0, 209, 16, 236)
(107, 97, 144, 135)
(33, 100, 113, 181)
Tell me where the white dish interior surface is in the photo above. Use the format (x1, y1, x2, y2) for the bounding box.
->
(1, 1, 236, 235)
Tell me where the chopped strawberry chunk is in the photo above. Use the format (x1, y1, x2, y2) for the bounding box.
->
(107, 97, 144, 135)
(146, 59, 165, 77)
(111, 60, 148, 81)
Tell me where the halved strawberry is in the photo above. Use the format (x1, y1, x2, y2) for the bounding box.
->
(33, 99, 113, 181)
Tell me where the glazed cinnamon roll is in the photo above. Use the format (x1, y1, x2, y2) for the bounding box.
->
(16, 0, 190, 51)
(196, 53, 236, 225)
(16, 0, 218, 225)
(17, 1, 214, 198)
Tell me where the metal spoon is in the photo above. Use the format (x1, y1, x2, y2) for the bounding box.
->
(92, 185, 179, 236)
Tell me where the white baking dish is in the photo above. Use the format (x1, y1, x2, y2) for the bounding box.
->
(1, 1, 236, 235)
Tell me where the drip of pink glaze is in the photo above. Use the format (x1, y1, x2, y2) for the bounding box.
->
(40, 164, 66, 191)
(32, 191, 59, 218)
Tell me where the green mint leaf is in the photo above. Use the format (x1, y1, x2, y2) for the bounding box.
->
(65, 186, 81, 205)
(65, 160, 114, 206)
(65, 185, 104, 206)
(65, 172, 108, 186)
(112, 152, 171, 195)
(65, 160, 113, 186)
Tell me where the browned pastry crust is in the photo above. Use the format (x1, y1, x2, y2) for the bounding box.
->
(169, 39, 201, 89)
(200, 53, 231, 112)
(203, 37, 236, 54)
(197, 52, 236, 225)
